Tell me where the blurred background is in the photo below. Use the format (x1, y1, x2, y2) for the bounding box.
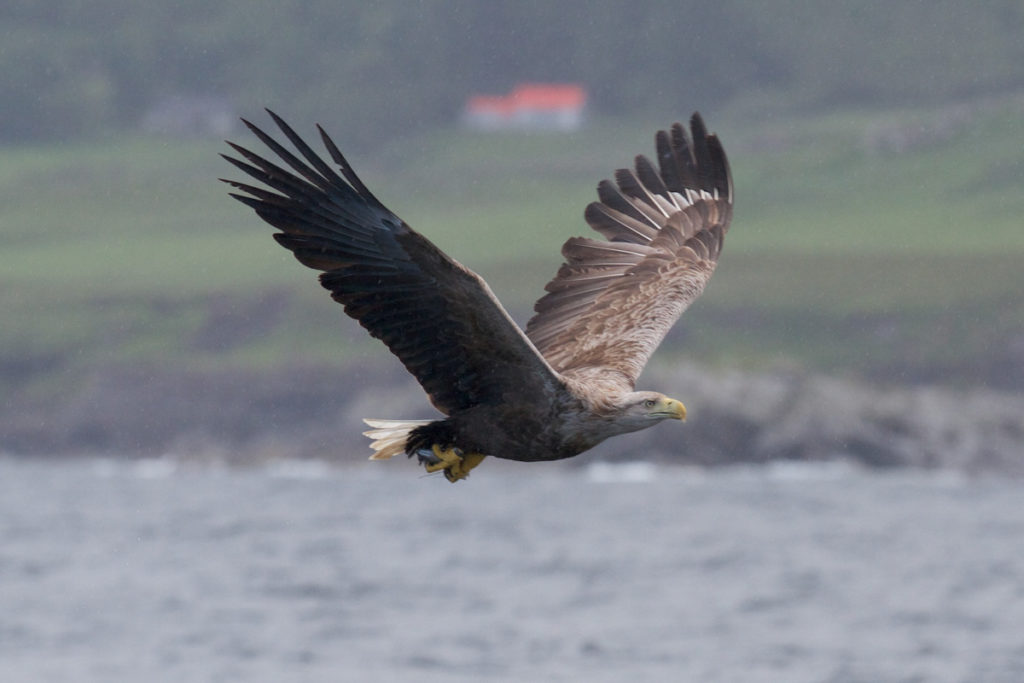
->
(3, 3, 1024, 681)
(2, 0, 1024, 467)
(3, 0, 1022, 469)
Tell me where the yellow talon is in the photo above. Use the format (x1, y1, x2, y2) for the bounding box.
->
(445, 452, 486, 482)
(421, 445, 487, 482)
(421, 444, 461, 472)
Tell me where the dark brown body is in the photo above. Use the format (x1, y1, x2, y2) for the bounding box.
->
(407, 398, 594, 462)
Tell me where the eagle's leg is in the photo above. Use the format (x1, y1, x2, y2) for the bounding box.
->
(417, 445, 487, 482)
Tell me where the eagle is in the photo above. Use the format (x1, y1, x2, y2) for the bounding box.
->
(222, 110, 733, 481)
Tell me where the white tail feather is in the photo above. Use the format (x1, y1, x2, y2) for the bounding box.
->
(362, 419, 431, 460)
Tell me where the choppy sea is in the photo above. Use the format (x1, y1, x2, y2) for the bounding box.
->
(2, 456, 1022, 682)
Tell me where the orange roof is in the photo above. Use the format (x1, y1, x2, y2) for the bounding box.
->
(510, 84, 587, 109)
(465, 83, 587, 114)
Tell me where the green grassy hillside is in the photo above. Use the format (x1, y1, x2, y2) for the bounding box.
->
(2, 104, 1023, 399)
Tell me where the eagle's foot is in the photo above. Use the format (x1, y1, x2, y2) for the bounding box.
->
(417, 445, 486, 482)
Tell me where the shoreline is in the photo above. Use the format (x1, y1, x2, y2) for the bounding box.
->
(4, 361, 1022, 475)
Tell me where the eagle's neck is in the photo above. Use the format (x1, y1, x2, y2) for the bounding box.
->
(556, 368, 655, 454)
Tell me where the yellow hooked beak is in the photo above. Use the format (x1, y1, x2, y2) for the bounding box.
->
(657, 397, 687, 422)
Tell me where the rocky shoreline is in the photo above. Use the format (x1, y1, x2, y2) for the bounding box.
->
(4, 360, 1023, 475)
(626, 363, 1024, 475)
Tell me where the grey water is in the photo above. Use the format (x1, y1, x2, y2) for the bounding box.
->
(1, 456, 1023, 683)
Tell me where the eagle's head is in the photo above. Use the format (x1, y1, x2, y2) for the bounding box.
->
(612, 391, 687, 432)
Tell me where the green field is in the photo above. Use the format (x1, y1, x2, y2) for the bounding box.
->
(3, 104, 1023, 399)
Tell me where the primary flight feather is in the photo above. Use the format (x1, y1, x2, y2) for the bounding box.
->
(222, 111, 733, 481)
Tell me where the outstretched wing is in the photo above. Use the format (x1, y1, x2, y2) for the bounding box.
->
(222, 110, 563, 415)
(525, 114, 733, 387)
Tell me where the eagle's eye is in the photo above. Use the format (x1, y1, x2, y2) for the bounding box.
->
(643, 399, 657, 408)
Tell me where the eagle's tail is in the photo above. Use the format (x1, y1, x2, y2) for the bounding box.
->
(362, 419, 432, 460)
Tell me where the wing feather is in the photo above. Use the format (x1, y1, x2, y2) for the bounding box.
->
(525, 113, 733, 387)
(223, 112, 564, 414)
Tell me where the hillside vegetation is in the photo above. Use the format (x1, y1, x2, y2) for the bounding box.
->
(4, 2, 1024, 460)
(3, 103, 1022, 408)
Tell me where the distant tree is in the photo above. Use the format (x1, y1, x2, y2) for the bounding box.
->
(1, 0, 1022, 143)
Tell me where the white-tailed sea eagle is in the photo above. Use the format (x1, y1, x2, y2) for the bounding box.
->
(222, 111, 733, 481)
